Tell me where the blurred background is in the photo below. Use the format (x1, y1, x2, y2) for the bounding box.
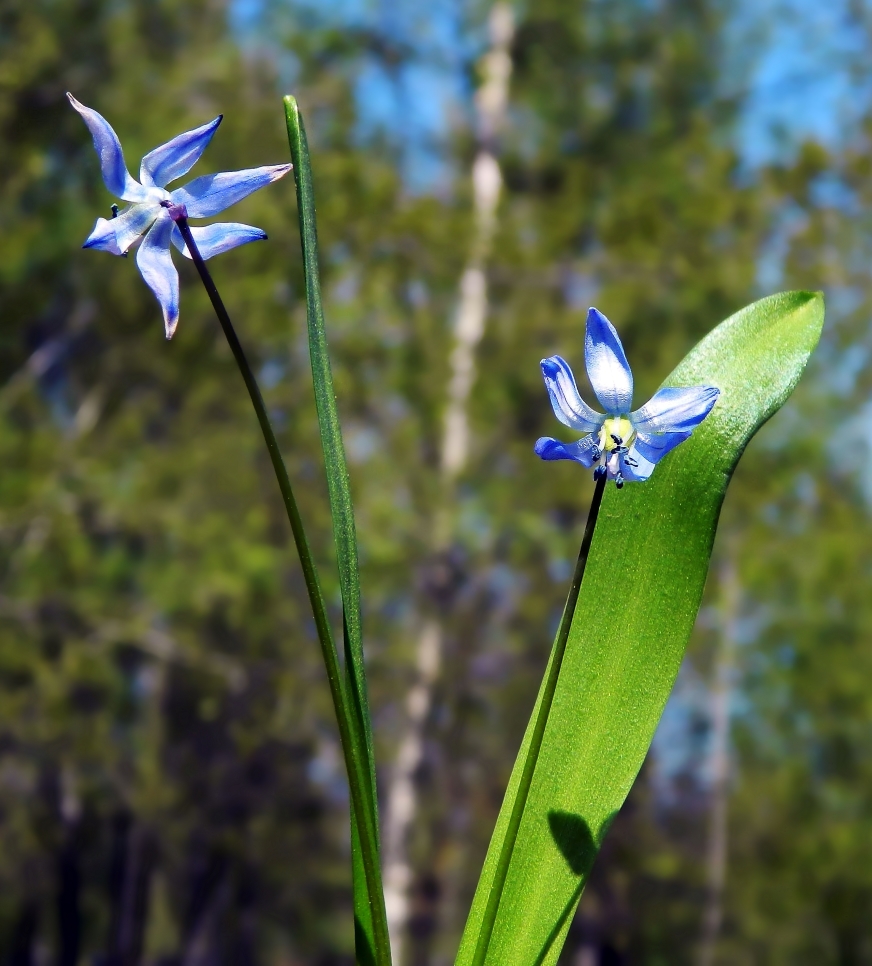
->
(2, 0, 872, 963)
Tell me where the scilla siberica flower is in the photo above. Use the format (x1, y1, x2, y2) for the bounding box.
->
(68, 93, 291, 338)
(535, 308, 719, 488)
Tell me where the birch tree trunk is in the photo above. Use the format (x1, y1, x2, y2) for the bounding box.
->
(381, 7, 515, 963)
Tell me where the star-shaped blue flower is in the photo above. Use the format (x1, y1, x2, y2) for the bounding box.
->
(535, 308, 720, 487)
(68, 93, 291, 338)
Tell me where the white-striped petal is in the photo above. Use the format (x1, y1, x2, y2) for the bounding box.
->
(140, 116, 223, 188)
(540, 356, 603, 433)
(135, 214, 179, 339)
(632, 386, 720, 433)
(67, 93, 152, 204)
(584, 307, 634, 415)
(169, 164, 292, 218)
(170, 222, 267, 260)
(81, 217, 123, 255)
(84, 203, 161, 254)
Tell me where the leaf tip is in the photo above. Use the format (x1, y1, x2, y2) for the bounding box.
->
(795, 288, 825, 306)
(794, 289, 826, 332)
(283, 95, 300, 126)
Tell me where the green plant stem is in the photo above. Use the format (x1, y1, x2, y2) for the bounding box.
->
(470, 472, 607, 966)
(174, 213, 389, 966)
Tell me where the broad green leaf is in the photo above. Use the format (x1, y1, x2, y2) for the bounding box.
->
(457, 291, 825, 966)
(284, 96, 389, 966)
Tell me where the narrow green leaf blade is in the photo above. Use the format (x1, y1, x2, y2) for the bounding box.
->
(457, 291, 825, 966)
(284, 95, 389, 966)
(282, 97, 371, 752)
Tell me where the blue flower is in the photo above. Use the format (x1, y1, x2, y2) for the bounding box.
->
(68, 93, 291, 338)
(534, 308, 719, 488)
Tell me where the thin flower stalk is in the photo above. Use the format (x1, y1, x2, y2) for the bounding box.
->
(469, 471, 606, 966)
(170, 207, 390, 966)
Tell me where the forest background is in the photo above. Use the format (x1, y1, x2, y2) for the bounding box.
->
(2, 0, 872, 963)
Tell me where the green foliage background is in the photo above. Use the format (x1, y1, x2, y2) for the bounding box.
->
(0, 0, 871, 963)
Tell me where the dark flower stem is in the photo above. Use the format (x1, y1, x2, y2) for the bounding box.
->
(470, 472, 607, 966)
(171, 216, 330, 641)
(173, 214, 390, 963)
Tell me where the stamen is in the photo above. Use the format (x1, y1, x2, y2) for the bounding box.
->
(624, 456, 638, 467)
(593, 464, 607, 482)
(111, 204, 128, 258)
(615, 474, 624, 489)
(611, 434, 623, 446)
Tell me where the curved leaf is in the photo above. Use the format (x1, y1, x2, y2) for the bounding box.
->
(457, 291, 825, 966)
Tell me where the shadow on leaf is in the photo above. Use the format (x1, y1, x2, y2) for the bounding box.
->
(529, 810, 619, 966)
(547, 809, 597, 877)
(354, 915, 376, 966)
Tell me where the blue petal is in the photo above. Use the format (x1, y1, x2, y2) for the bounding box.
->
(140, 115, 223, 189)
(540, 356, 603, 433)
(624, 430, 691, 481)
(584, 307, 634, 415)
(632, 386, 720, 433)
(619, 453, 654, 482)
(169, 163, 292, 218)
(84, 202, 160, 254)
(67, 93, 152, 203)
(534, 434, 601, 467)
(171, 222, 267, 260)
(135, 214, 179, 339)
(82, 217, 123, 255)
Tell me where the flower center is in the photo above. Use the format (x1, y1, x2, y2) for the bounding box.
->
(599, 416, 634, 452)
(591, 416, 636, 489)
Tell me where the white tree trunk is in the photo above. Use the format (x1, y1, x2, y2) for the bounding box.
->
(382, 7, 515, 963)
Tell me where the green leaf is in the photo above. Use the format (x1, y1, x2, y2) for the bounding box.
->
(284, 95, 389, 966)
(456, 291, 825, 966)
